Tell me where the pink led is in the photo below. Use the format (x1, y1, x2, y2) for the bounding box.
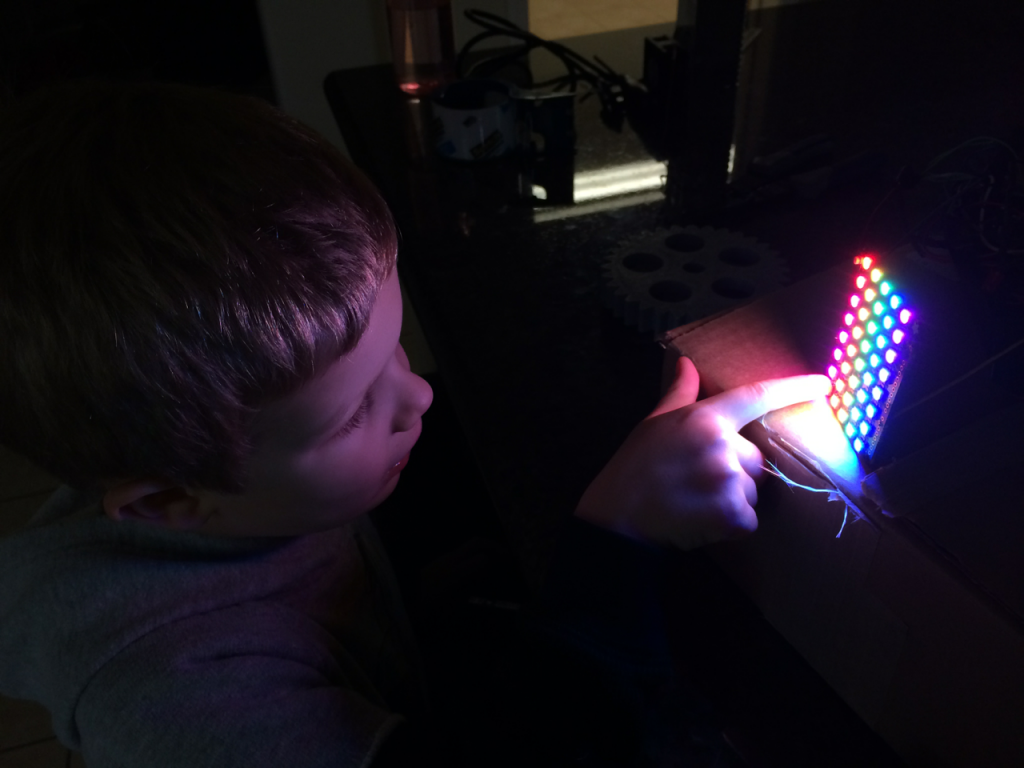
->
(839, 331, 849, 343)
(840, 361, 851, 375)
(844, 313, 855, 326)
(850, 295, 860, 308)
(833, 348, 843, 361)
(899, 309, 911, 324)
(856, 276, 867, 289)
(828, 365, 838, 378)
(830, 395, 840, 408)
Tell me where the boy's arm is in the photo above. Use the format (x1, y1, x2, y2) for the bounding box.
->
(76, 603, 404, 768)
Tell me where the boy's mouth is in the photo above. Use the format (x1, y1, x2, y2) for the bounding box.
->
(385, 452, 410, 480)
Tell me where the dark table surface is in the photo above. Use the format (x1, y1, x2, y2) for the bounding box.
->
(325, 5, 1024, 763)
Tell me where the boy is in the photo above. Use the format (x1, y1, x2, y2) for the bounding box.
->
(0, 81, 827, 767)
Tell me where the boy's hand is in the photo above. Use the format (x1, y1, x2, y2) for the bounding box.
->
(576, 357, 831, 551)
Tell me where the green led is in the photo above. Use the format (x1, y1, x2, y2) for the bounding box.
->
(874, 301, 885, 315)
(880, 281, 891, 295)
(867, 320, 878, 334)
(860, 340, 871, 354)
(876, 335, 887, 348)
(854, 357, 865, 371)
(890, 295, 902, 309)
(849, 374, 861, 390)
(856, 390, 867, 403)
(869, 353, 880, 367)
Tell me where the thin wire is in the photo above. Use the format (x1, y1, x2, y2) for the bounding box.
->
(893, 333, 1024, 419)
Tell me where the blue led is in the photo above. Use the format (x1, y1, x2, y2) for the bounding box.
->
(890, 295, 902, 309)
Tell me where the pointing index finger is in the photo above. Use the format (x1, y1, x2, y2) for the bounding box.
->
(700, 374, 832, 429)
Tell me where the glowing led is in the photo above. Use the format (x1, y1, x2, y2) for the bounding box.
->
(828, 365, 838, 378)
(890, 295, 902, 309)
(846, 344, 856, 358)
(858, 308, 870, 321)
(892, 329, 905, 344)
(854, 357, 865, 371)
(841, 361, 851, 374)
(864, 288, 877, 301)
(852, 326, 864, 340)
(842, 392, 853, 407)
(833, 348, 843, 361)
(861, 256, 873, 269)
(866, 404, 877, 418)
(839, 331, 849, 343)
(830, 394, 840, 408)
(879, 368, 890, 383)
(856, 390, 867, 403)
(899, 309, 911, 324)
(859, 422, 870, 436)
(882, 315, 894, 330)
(838, 408, 849, 422)
(866, 321, 877, 335)
(849, 375, 860, 390)
(856, 275, 867, 289)
(850, 295, 861, 308)
(885, 349, 897, 364)
(854, 437, 864, 452)
(874, 301, 885, 315)
(863, 372, 875, 386)
(880, 281, 891, 295)
(869, 353, 880, 367)
(870, 268, 882, 282)
(876, 335, 887, 348)
(845, 313, 855, 326)
(846, 423, 856, 438)
(850, 407, 862, 422)
(835, 379, 846, 392)
(872, 386, 883, 401)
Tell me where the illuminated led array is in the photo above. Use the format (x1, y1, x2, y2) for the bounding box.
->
(826, 254, 914, 458)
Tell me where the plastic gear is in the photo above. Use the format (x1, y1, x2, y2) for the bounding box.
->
(602, 226, 788, 334)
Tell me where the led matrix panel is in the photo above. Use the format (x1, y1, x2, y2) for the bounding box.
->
(827, 255, 915, 458)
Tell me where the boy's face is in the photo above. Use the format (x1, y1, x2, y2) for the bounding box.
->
(191, 269, 433, 536)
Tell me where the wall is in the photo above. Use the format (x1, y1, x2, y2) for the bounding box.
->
(257, 0, 526, 153)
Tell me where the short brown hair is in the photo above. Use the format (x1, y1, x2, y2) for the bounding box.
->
(0, 80, 397, 492)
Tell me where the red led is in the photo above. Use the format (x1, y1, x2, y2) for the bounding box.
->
(828, 365, 838, 378)
(856, 276, 867, 289)
(830, 394, 840, 408)
(850, 295, 860, 308)
(861, 255, 873, 270)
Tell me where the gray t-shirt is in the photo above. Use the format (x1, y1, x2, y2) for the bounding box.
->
(0, 486, 424, 768)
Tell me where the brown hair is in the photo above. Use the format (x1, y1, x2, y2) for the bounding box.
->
(0, 80, 398, 492)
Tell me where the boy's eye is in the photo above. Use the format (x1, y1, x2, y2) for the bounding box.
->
(335, 392, 372, 439)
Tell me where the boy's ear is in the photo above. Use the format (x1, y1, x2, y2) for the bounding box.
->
(102, 480, 211, 530)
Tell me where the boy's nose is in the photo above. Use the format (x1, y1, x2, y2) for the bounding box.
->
(394, 371, 433, 433)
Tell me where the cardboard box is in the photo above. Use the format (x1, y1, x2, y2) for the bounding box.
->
(662, 265, 1024, 767)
